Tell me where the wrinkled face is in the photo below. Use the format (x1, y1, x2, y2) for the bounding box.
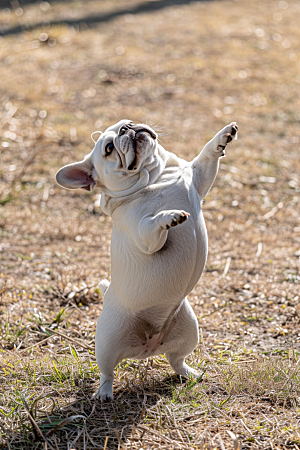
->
(93, 120, 158, 191)
(55, 120, 158, 193)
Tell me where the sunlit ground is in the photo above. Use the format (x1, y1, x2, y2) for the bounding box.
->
(1, 0, 300, 448)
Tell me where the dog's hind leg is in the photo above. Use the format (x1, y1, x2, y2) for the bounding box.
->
(165, 298, 200, 378)
(93, 338, 122, 402)
(93, 304, 125, 401)
(191, 122, 238, 199)
(93, 364, 118, 402)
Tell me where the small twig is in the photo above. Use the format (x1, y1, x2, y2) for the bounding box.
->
(21, 397, 56, 450)
(19, 325, 95, 354)
(103, 436, 109, 450)
(166, 406, 184, 442)
(67, 426, 85, 449)
(199, 327, 213, 361)
(46, 328, 95, 352)
(222, 257, 231, 277)
(52, 435, 59, 450)
(227, 430, 240, 450)
(84, 424, 103, 449)
(1, 144, 45, 201)
(0, 280, 14, 298)
(260, 201, 283, 221)
(11, 146, 41, 189)
(46, 415, 86, 437)
(240, 418, 253, 436)
(19, 335, 53, 353)
(0, 105, 18, 128)
(217, 434, 226, 450)
(113, 428, 122, 448)
(256, 242, 263, 258)
(199, 303, 229, 320)
(76, 283, 99, 295)
(136, 425, 180, 445)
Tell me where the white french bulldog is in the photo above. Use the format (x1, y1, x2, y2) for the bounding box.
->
(56, 120, 238, 401)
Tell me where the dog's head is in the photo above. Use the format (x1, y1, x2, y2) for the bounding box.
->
(56, 120, 158, 193)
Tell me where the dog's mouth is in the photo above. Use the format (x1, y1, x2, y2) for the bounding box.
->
(117, 123, 157, 171)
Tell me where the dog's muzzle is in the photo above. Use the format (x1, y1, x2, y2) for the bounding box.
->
(118, 123, 157, 171)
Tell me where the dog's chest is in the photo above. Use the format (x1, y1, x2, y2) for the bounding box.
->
(109, 173, 208, 308)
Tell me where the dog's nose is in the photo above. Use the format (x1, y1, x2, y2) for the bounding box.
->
(119, 125, 128, 136)
(119, 123, 134, 136)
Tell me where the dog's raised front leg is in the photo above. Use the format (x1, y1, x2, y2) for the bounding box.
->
(136, 210, 190, 254)
(192, 122, 238, 199)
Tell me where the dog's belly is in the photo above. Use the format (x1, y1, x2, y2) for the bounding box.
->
(125, 332, 165, 360)
(109, 211, 207, 310)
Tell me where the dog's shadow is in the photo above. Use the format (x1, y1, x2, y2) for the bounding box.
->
(52, 372, 185, 449)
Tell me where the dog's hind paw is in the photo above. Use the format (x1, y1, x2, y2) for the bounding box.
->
(92, 387, 114, 403)
(175, 364, 200, 379)
(93, 374, 114, 402)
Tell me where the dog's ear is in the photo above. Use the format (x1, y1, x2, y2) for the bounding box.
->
(55, 156, 96, 191)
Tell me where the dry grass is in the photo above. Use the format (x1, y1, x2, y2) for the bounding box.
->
(1, 0, 300, 448)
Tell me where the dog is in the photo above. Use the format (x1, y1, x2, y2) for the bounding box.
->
(56, 119, 238, 401)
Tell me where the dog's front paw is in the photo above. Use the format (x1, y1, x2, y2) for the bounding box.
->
(162, 210, 190, 230)
(214, 122, 238, 156)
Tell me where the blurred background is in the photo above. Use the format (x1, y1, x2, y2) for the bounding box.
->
(1, 0, 300, 363)
(1, 0, 300, 446)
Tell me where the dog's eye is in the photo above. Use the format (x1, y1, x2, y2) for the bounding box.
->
(105, 142, 114, 156)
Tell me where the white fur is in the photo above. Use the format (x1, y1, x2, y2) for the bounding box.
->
(56, 120, 238, 401)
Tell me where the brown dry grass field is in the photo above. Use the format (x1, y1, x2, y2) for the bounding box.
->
(1, 0, 300, 448)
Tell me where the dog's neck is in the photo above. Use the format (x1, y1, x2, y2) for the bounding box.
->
(100, 146, 182, 216)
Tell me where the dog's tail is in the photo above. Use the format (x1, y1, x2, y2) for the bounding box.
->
(99, 279, 110, 296)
